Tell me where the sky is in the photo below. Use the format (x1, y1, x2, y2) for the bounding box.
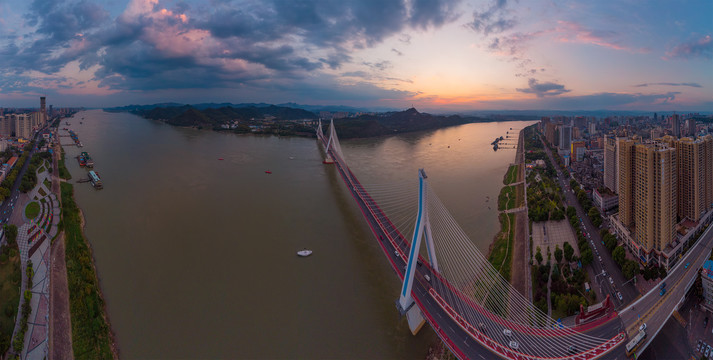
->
(0, 0, 711, 112)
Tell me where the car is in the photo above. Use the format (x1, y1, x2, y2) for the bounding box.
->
(705, 317, 709, 327)
(618, 292, 623, 301)
(509, 340, 519, 350)
(609, 277, 614, 285)
(503, 329, 512, 337)
(697, 341, 701, 352)
(478, 322, 486, 332)
(706, 346, 711, 358)
(424, 274, 431, 282)
(639, 323, 646, 331)
(685, 262, 690, 269)
(568, 345, 576, 354)
(598, 256, 602, 262)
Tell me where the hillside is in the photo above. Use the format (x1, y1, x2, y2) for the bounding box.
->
(133, 105, 317, 128)
(330, 108, 487, 138)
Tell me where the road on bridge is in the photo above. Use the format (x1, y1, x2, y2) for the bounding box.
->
(619, 220, 713, 357)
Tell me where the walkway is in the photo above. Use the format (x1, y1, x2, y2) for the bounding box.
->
(9, 161, 59, 360)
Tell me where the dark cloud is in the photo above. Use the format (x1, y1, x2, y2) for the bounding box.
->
(2, 0, 110, 74)
(517, 78, 570, 97)
(665, 35, 712, 60)
(391, 48, 403, 56)
(467, 0, 516, 36)
(634, 82, 702, 88)
(409, 0, 462, 30)
(1, 0, 462, 99)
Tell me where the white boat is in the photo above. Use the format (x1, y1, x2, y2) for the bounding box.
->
(297, 249, 312, 257)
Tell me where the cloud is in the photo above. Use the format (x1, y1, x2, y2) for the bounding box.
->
(517, 78, 571, 97)
(466, 0, 516, 36)
(391, 48, 403, 56)
(0, 0, 462, 101)
(555, 21, 647, 53)
(634, 82, 702, 88)
(665, 35, 712, 60)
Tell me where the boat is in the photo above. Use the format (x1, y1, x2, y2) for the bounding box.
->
(88, 170, 103, 189)
(265, 170, 272, 174)
(77, 154, 86, 167)
(297, 249, 312, 257)
(81, 151, 94, 167)
(218, 158, 224, 160)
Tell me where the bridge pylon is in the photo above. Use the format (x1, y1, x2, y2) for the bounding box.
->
(318, 119, 335, 164)
(397, 169, 438, 335)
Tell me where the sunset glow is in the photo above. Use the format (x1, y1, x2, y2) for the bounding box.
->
(0, 0, 710, 111)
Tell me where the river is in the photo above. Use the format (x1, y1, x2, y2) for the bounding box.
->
(60, 109, 535, 358)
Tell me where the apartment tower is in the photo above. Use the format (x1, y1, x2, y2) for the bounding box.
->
(632, 143, 676, 254)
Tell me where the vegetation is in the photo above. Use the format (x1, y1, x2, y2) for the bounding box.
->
(61, 182, 114, 359)
(0, 244, 21, 355)
(504, 165, 519, 185)
(489, 213, 515, 281)
(527, 168, 563, 222)
(498, 185, 516, 211)
(11, 260, 33, 354)
(24, 201, 40, 219)
(19, 151, 52, 193)
(43, 178, 51, 190)
(58, 148, 72, 180)
(328, 108, 487, 139)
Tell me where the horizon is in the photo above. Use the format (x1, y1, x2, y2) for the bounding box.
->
(0, 0, 711, 112)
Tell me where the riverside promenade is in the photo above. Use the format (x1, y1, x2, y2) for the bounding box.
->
(10, 162, 60, 360)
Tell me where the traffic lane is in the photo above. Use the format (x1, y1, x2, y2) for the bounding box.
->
(555, 165, 637, 304)
(622, 225, 713, 338)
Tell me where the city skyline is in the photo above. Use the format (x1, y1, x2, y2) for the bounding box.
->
(0, 0, 711, 111)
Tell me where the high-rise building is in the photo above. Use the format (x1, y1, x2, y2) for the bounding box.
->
(604, 137, 620, 193)
(559, 125, 572, 151)
(618, 138, 637, 228)
(40, 96, 46, 124)
(687, 119, 697, 137)
(14, 114, 32, 139)
(631, 142, 676, 256)
(540, 117, 550, 132)
(1, 114, 15, 137)
(672, 114, 680, 138)
(545, 122, 557, 145)
(589, 122, 597, 135)
(660, 135, 713, 222)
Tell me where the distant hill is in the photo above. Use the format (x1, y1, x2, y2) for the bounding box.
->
(132, 104, 317, 128)
(329, 108, 489, 139)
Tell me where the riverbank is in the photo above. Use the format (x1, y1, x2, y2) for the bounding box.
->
(56, 143, 117, 359)
(487, 127, 529, 301)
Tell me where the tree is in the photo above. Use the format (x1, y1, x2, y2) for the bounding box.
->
(623, 260, 640, 279)
(566, 206, 577, 219)
(3, 224, 17, 247)
(581, 248, 593, 266)
(604, 234, 618, 252)
(563, 242, 574, 262)
(612, 246, 626, 266)
(554, 245, 563, 263)
(535, 247, 543, 265)
(551, 208, 565, 221)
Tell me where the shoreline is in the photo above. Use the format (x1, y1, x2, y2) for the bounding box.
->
(77, 206, 120, 359)
(56, 136, 118, 359)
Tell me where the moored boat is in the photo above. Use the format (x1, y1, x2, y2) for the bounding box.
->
(88, 170, 103, 189)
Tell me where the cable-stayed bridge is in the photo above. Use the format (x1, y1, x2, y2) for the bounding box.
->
(316, 120, 713, 359)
